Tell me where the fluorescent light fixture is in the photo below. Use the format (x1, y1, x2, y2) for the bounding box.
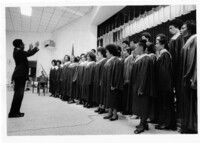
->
(20, 7, 32, 16)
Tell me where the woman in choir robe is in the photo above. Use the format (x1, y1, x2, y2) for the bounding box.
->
(179, 20, 197, 133)
(129, 39, 155, 134)
(60, 55, 71, 101)
(73, 54, 87, 104)
(54, 60, 61, 98)
(67, 56, 79, 104)
(168, 19, 184, 120)
(154, 34, 176, 130)
(93, 47, 107, 114)
(82, 52, 96, 108)
(102, 44, 123, 121)
(122, 47, 133, 114)
(49, 59, 56, 96)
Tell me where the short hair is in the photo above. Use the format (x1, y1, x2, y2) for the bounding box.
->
(80, 53, 85, 57)
(64, 55, 70, 61)
(141, 32, 151, 41)
(91, 49, 96, 53)
(56, 60, 61, 65)
(122, 40, 129, 46)
(169, 19, 183, 29)
(184, 20, 196, 35)
(125, 47, 133, 55)
(146, 43, 155, 54)
(116, 45, 122, 57)
(74, 57, 79, 63)
(97, 47, 106, 58)
(13, 39, 23, 47)
(52, 59, 56, 64)
(105, 44, 118, 56)
(138, 39, 147, 51)
(87, 51, 96, 61)
(156, 34, 169, 50)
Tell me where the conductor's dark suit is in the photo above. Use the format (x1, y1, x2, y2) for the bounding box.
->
(9, 47, 39, 115)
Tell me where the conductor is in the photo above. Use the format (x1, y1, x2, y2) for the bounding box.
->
(8, 39, 39, 118)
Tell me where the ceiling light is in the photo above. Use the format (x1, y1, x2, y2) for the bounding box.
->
(20, 7, 32, 16)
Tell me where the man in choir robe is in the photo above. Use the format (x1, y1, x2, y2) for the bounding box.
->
(122, 47, 133, 115)
(179, 20, 197, 134)
(129, 39, 155, 134)
(93, 47, 107, 114)
(9, 40, 39, 118)
(168, 19, 184, 119)
(82, 52, 96, 108)
(102, 44, 123, 121)
(154, 34, 176, 130)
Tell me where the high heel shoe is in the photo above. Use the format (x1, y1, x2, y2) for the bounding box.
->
(99, 108, 106, 114)
(134, 126, 145, 134)
(103, 114, 113, 119)
(110, 115, 118, 121)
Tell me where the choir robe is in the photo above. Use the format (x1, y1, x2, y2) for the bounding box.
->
(122, 55, 134, 113)
(92, 58, 107, 105)
(67, 63, 79, 99)
(54, 66, 61, 97)
(49, 67, 54, 93)
(51, 67, 57, 95)
(169, 34, 184, 118)
(155, 49, 176, 126)
(180, 34, 197, 133)
(73, 61, 88, 100)
(101, 56, 123, 109)
(60, 62, 71, 99)
(82, 61, 96, 103)
(129, 54, 155, 119)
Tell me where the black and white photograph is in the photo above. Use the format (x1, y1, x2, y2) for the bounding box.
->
(0, 0, 199, 143)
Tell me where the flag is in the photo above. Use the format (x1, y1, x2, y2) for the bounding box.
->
(71, 43, 74, 56)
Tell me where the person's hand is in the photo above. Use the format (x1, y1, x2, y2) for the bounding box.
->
(29, 44, 33, 50)
(190, 79, 197, 90)
(35, 41, 39, 47)
(111, 86, 115, 90)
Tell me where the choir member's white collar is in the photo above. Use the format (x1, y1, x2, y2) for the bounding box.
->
(124, 55, 133, 63)
(60, 64, 64, 68)
(135, 54, 148, 63)
(64, 61, 70, 66)
(86, 61, 95, 66)
(148, 53, 156, 57)
(80, 61, 88, 66)
(171, 31, 180, 40)
(55, 66, 58, 69)
(97, 58, 106, 64)
(158, 49, 172, 59)
(183, 34, 197, 50)
(106, 56, 115, 63)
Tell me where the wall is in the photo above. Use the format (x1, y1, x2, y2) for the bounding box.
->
(6, 32, 53, 83)
(52, 8, 97, 59)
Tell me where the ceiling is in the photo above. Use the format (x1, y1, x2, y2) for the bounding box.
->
(6, 6, 93, 33)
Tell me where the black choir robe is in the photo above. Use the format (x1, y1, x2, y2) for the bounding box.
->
(92, 58, 107, 105)
(101, 56, 123, 109)
(122, 55, 134, 113)
(129, 54, 155, 119)
(49, 67, 54, 93)
(155, 49, 176, 126)
(67, 63, 79, 99)
(55, 66, 61, 97)
(82, 61, 96, 103)
(169, 34, 184, 118)
(73, 61, 88, 100)
(180, 34, 197, 133)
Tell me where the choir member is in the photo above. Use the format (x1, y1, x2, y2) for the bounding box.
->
(154, 34, 176, 130)
(73, 54, 88, 104)
(179, 20, 197, 134)
(91, 49, 96, 55)
(67, 56, 79, 104)
(121, 40, 129, 60)
(60, 55, 71, 101)
(93, 47, 107, 114)
(129, 39, 155, 134)
(102, 44, 123, 121)
(54, 60, 61, 98)
(168, 19, 184, 119)
(82, 52, 96, 108)
(49, 59, 56, 97)
(122, 47, 133, 115)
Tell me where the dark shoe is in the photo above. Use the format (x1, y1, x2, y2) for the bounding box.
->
(134, 126, 145, 134)
(99, 108, 106, 114)
(8, 113, 24, 118)
(103, 114, 113, 119)
(136, 124, 149, 130)
(86, 104, 92, 108)
(147, 118, 157, 124)
(155, 124, 176, 130)
(110, 115, 118, 121)
(94, 108, 101, 113)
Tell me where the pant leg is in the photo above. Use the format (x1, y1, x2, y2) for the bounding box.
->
(9, 77, 26, 114)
